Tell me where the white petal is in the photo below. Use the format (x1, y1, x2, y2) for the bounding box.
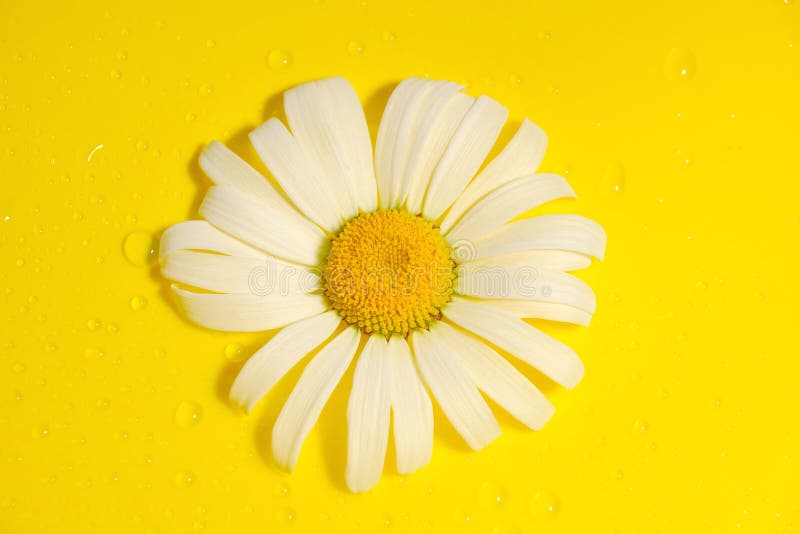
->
(387, 335, 433, 474)
(199, 141, 295, 212)
(249, 118, 343, 232)
(404, 92, 474, 214)
(422, 95, 508, 221)
(384, 80, 437, 207)
(481, 299, 593, 326)
(284, 78, 376, 217)
(456, 264, 596, 313)
(446, 174, 575, 244)
(272, 326, 361, 471)
(444, 296, 584, 389)
(388, 80, 465, 209)
(319, 77, 378, 212)
(375, 78, 428, 208)
(162, 250, 319, 295)
(230, 311, 342, 412)
(171, 285, 327, 332)
(473, 214, 607, 261)
(159, 220, 266, 261)
(411, 325, 501, 450)
(439, 323, 555, 430)
(441, 119, 548, 232)
(199, 185, 327, 266)
(346, 335, 391, 493)
(459, 250, 592, 272)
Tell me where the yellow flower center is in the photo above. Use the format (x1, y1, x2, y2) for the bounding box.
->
(322, 209, 455, 337)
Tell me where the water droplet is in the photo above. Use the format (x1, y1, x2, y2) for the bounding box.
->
(206, 39, 216, 48)
(15, 258, 25, 267)
(224, 343, 245, 362)
(274, 508, 296, 523)
(116, 50, 128, 61)
(84, 347, 104, 359)
(175, 401, 203, 428)
(135, 139, 149, 151)
(695, 280, 708, 291)
(97, 398, 110, 409)
(185, 111, 196, 122)
(33, 424, 50, 438)
(12, 362, 26, 373)
(347, 40, 366, 55)
(528, 490, 559, 521)
(106, 323, 119, 334)
(508, 73, 523, 86)
(600, 160, 626, 194)
(123, 231, 157, 267)
(633, 419, 649, 433)
(664, 48, 697, 80)
(110, 69, 122, 80)
(130, 296, 148, 311)
(675, 148, 694, 166)
(382, 31, 398, 42)
(267, 49, 293, 70)
(491, 526, 521, 534)
(479, 480, 507, 507)
(613, 468, 625, 480)
(44, 343, 57, 353)
(273, 482, 291, 498)
(173, 470, 196, 487)
(87, 318, 102, 331)
(538, 30, 552, 41)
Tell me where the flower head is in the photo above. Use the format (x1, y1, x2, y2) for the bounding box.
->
(160, 77, 606, 492)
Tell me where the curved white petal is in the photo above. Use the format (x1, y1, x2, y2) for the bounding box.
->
(375, 78, 428, 208)
(474, 214, 607, 261)
(346, 335, 391, 493)
(460, 250, 592, 272)
(199, 141, 296, 213)
(171, 285, 328, 332)
(456, 264, 596, 313)
(199, 185, 327, 266)
(388, 335, 433, 474)
(384, 80, 437, 207)
(446, 174, 575, 244)
(439, 323, 555, 430)
(162, 250, 319, 295)
(272, 326, 361, 471)
(388, 80, 466, 209)
(481, 299, 593, 326)
(230, 311, 342, 412)
(422, 95, 508, 221)
(249, 118, 343, 232)
(411, 325, 501, 450)
(404, 92, 474, 214)
(284, 78, 376, 217)
(159, 220, 266, 261)
(444, 296, 584, 389)
(319, 77, 378, 212)
(441, 119, 548, 232)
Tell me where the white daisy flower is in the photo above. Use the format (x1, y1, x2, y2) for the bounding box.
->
(160, 77, 606, 493)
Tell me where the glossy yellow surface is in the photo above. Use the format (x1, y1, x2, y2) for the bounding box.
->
(1, 1, 798, 532)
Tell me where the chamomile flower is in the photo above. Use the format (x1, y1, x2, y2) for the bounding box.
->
(160, 77, 606, 493)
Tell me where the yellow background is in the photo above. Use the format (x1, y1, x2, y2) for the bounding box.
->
(2, 0, 798, 532)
